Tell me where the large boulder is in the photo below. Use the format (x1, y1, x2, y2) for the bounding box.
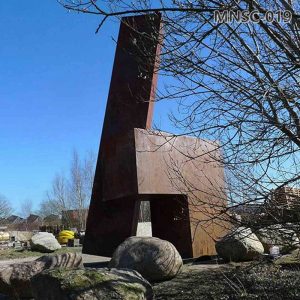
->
(0, 252, 82, 298)
(274, 249, 300, 267)
(256, 225, 300, 254)
(31, 268, 153, 300)
(216, 227, 264, 262)
(109, 237, 183, 282)
(30, 232, 61, 252)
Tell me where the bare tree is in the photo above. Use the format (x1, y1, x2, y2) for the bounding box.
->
(39, 171, 75, 229)
(0, 194, 12, 219)
(19, 199, 33, 230)
(74, 150, 96, 229)
(83, 150, 97, 195)
(39, 172, 71, 217)
(69, 150, 88, 230)
(59, 1, 300, 229)
(39, 150, 96, 230)
(20, 199, 33, 219)
(38, 199, 62, 218)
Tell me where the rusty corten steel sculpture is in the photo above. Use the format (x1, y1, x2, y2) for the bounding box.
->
(83, 13, 227, 258)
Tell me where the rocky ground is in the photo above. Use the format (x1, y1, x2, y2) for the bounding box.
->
(0, 246, 82, 261)
(0, 248, 110, 268)
(154, 259, 300, 300)
(1, 247, 300, 299)
(1, 258, 300, 299)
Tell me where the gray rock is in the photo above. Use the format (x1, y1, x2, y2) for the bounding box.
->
(216, 227, 264, 262)
(36, 251, 83, 269)
(256, 225, 300, 254)
(30, 232, 61, 253)
(31, 267, 153, 300)
(0, 252, 82, 298)
(274, 248, 300, 266)
(109, 237, 183, 282)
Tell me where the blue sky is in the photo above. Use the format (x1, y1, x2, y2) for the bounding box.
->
(0, 1, 173, 212)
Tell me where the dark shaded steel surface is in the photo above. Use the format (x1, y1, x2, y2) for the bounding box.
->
(150, 194, 194, 258)
(93, 13, 162, 202)
(83, 196, 139, 257)
(83, 13, 162, 256)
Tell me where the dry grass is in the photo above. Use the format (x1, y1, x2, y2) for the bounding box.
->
(154, 262, 300, 299)
(0, 246, 81, 260)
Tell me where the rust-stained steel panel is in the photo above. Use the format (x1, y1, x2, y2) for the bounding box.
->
(83, 14, 228, 258)
(134, 129, 227, 256)
(92, 13, 162, 202)
(83, 13, 162, 256)
(134, 128, 224, 195)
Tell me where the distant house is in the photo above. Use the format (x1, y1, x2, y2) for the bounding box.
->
(26, 214, 42, 229)
(6, 215, 24, 224)
(62, 209, 88, 230)
(270, 186, 300, 210)
(229, 204, 264, 216)
(0, 218, 8, 231)
(0, 218, 7, 226)
(5, 215, 24, 230)
(43, 214, 61, 226)
(27, 214, 42, 224)
(15, 214, 43, 231)
(228, 187, 300, 225)
(228, 204, 265, 224)
(267, 186, 300, 222)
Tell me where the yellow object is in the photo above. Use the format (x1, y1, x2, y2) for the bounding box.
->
(58, 236, 69, 244)
(0, 232, 9, 241)
(57, 230, 75, 244)
(59, 230, 74, 238)
(59, 230, 74, 236)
